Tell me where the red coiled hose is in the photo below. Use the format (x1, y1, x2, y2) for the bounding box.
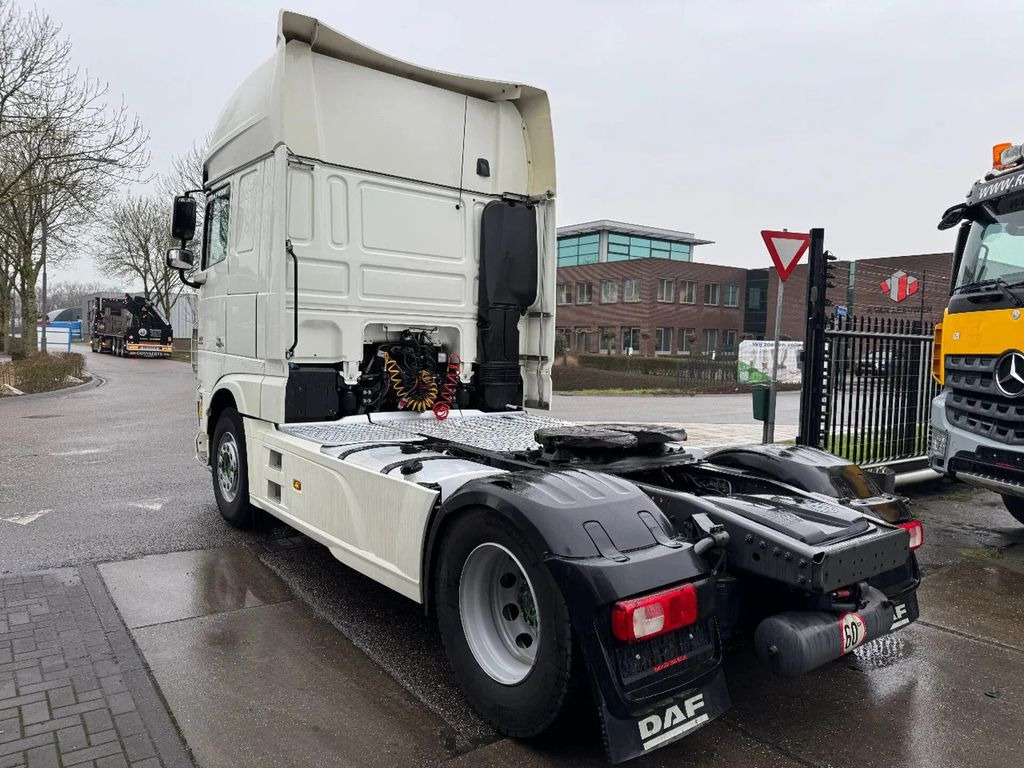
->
(433, 354, 462, 420)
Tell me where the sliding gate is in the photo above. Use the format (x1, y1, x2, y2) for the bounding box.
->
(814, 316, 938, 467)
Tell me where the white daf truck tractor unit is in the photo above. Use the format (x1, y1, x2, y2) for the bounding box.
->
(165, 11, 924, 763)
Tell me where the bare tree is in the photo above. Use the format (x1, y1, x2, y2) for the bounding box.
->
(46, 279, 115, 312)
(94, 139, 209, 322)
(95, 193, 181, 320)
(0, 1, 149, 354)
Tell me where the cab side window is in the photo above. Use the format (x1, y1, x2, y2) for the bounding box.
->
(202, 187, 231, 269)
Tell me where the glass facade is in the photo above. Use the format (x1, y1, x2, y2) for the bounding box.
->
(557, 234, 600, 267)
(607, 233, 691, 262)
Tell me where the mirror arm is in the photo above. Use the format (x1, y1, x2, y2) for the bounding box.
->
(173, 235, 203, 289)
(177, 267, 204, 289)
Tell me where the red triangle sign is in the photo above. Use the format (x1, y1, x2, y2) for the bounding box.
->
(761, 230, 810, 282)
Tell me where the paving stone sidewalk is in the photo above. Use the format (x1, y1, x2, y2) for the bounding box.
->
(0, 568, 192, 768)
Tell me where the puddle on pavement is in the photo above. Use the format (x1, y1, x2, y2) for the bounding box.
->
(99, 547, 293, 628)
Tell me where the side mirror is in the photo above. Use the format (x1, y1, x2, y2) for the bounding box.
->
(937, 203, 967, 231)
(166, 247, 195, 271)
(171, 195, 197, 241)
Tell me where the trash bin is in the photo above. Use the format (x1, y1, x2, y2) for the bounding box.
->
(752, 384, 770, 422)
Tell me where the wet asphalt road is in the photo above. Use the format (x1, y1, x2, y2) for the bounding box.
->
(3, 350, 1024, 767)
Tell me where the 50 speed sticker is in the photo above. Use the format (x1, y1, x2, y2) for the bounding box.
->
(840, 612, 867, 654)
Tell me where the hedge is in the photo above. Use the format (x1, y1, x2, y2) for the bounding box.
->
(0, 352, 86, 395)
(575, 354, 737, 384)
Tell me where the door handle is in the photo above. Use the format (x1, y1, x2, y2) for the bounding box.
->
(215, 337, 224, 348)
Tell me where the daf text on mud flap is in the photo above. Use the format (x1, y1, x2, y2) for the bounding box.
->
(638, 694, 708, 751)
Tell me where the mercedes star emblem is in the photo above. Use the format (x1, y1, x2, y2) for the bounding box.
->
(995, 351, 1024, 398)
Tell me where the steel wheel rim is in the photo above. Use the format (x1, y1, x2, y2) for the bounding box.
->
(459, 542, 540, 685)
(217, 432, 240, 503)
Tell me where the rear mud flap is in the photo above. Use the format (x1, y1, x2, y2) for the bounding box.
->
(888, 592, 919, 632)
(599, 668, 729, 764)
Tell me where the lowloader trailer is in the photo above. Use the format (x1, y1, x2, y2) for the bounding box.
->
(89, 295, 174, 358)
(163, 11, 922, 762)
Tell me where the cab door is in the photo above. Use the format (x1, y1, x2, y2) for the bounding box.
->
(197, 186, 231, 385)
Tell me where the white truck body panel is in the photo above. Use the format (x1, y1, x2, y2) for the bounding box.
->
(192, 11, 556, 601)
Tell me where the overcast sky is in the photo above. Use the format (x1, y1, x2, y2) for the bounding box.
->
(41, 0, 1024, 286)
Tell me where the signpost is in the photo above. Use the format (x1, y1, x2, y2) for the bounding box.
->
(759, 230, 811, 443)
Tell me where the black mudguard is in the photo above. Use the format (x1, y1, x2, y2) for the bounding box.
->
(705, 443, 912, 524)
(432, 469, 729, 763)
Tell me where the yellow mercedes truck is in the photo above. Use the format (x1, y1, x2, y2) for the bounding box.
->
(930, 141, 1024, 525)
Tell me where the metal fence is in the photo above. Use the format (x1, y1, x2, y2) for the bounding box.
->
(817, 316, 938, 466)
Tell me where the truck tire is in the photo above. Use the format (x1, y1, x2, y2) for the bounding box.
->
(1002, 495, 1024, 525)
(211, 408, 257, 528)
(435, 509, 577, 738)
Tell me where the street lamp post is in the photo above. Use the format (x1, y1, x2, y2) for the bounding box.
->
(39, 216, 48, 354)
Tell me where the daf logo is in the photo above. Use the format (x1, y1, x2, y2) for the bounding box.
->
(995, 351, 1024, 398)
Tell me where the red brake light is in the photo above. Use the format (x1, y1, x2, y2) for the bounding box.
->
(611, 583, 698, 644)
(899, 520, 924, 551)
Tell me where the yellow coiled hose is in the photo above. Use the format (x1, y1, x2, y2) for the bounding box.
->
(382, 352, 437, 412)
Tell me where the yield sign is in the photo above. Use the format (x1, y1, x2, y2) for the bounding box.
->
(761, 230, 810, 282)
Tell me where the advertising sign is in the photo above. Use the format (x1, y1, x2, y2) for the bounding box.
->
(738, 339, 803, 384)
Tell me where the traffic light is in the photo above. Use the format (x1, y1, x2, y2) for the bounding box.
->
(825, 250, 838, 289)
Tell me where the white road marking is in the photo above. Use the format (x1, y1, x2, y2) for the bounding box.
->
(50, 448, 109, 457)
(129, 498, 167, 511)
(2, 509, 52, 525)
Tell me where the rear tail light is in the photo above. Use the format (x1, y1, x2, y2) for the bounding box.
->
(899, 520, 924, 551)
(611, 583, 698, 644)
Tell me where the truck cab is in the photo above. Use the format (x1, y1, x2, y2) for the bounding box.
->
(165, 12, 922, 764)
(929, 142, 1024, 524)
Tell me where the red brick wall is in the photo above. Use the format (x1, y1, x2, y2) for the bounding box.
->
(555, 260, 748, 356)
(763, 252, 953, 340)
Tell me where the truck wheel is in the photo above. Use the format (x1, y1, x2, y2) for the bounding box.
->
(1002, 495, 1024, 525)
(435, 509, 577, 737)
(212, 408, 256, 528)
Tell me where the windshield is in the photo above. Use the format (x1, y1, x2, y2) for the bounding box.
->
(956, 199, 1024, 289)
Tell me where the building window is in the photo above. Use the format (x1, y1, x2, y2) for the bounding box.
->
(601, 280, 619, 303)
(679, 280, 696, 304)
(655, 327, 672, 354)
(657, 278, 675, 303)
(704, 283, 720, 306)
(724, 284, 739, 308)
(575, 328, 594, 353)
(557, 282, 571, 305)
(576, 282, 593, 304)
(723, 329, 737, 354)
(622, 327, 640, 354)
(679, 328, 696, 355)
(747, 286, 762, 309)
(702, 328, 719, 356)
(623, 278, 641, 303)
(607, 233, 692, 262)
(599, 327, 617, 354)
(557, 234, 600, 267)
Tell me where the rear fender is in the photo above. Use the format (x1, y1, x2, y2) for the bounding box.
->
(705, 443, 912, 523)
(425, 469, 730, 763)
